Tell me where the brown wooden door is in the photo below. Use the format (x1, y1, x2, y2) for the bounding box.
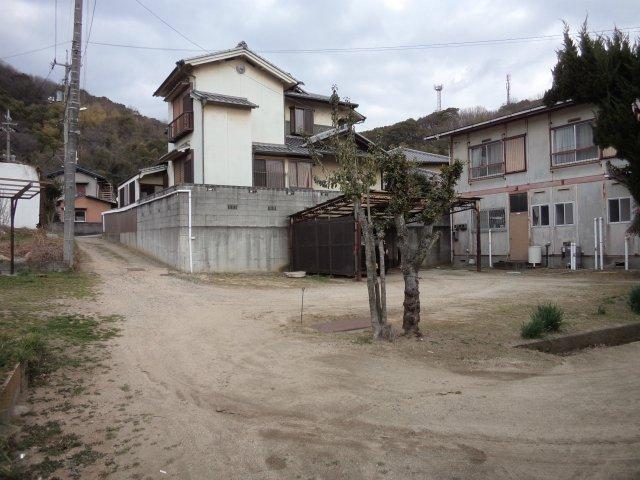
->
(509, 212, 529, 261)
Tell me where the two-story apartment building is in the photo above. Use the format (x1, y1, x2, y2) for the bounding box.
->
(427, 101, 637, 268)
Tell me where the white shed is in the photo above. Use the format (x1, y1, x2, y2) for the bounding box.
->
(0, 162, 40, 228)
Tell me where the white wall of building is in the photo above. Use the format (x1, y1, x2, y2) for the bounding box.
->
(0, 163, 40, 229)
(203, 105, 253, 186)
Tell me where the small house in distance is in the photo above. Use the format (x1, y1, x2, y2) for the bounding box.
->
(47, 165, 116, 235)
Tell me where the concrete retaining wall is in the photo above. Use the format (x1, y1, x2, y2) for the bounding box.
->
(104, 185, 339, 272)
(0, 362, 27, 422)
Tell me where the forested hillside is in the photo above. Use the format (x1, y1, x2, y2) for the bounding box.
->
(362, 98, 543, 155)
(0, 62, 166, 186)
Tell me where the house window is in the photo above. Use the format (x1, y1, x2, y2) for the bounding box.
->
(253, 159, 285, 188)
(504, 135, 526, 173)
(532, 205, 550, 227)
(608, 197, 631, 223)
(474, 208, 506, 231)
(469, 141, 504, 179)
(184, 155, 194, 184)
(288, 161, 312, 189)
(290, 107, 314, 135)
(74, 209, 86, 222)
(551, 121, 599, 166)
(129, 182, 136, 205)
(119, 188, 125, 207)
(76, 184, 87, 195)
(555, 202, 574, 226)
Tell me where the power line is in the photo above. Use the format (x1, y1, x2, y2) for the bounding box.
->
(0, 42, 70, 60)
(82, 0, 98, 92)
(132, 0, 208, 53)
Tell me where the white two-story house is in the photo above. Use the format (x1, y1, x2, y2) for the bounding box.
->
(427, 101, 637, 268)
(117, 41, 375, 206)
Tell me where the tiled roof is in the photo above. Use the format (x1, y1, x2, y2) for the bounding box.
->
(388, 147, 449, 165)
(191, 90, 258, 108)
(46, 164, 108, 182)
(284, 90, 358, 108)
(253, 136, 313, 156)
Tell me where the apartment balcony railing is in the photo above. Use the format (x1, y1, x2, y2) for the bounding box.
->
(167, 111, 194, 143)
(470, 162, 505, 180)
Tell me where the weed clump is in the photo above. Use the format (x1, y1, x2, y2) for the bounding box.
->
(521, 304, 564, 339)
(628, 286, 640, 314)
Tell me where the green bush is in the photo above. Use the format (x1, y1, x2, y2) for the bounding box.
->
(520, 304, 564, 339)
(628, 286, 640, 314)
(521, 318, 545, 339)
(532, 304, 564, 332)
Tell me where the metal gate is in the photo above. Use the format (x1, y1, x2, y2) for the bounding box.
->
(291, 215, 356, 276)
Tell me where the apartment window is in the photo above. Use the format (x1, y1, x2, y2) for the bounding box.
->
(469, 141, 504, 179)
(551, 121, 599, 166)
(74, 209, 86, 222)
(184, 155, 194, 184)
(555, 202, 574, 226)
(473, 208, 506, 231)
(532, 205, 550, 227)
(509, 193, 528, 213)
(253, 158, 285, 188)
(608, 197, 631, 223)
(504, 135, 526, 173)
(288, 161, 312, 189)
(290, 107, 314, 135)
(119, 188, 125, 207)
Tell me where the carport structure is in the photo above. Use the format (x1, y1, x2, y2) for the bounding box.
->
(289, 191, 480, 278)
(0, 177, 46, 274)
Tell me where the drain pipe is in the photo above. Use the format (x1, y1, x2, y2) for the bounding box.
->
(593, 217, 599, 270)
(598, 217, 604, 270)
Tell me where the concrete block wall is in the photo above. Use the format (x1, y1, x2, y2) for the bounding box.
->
(108, 185, 339, 272)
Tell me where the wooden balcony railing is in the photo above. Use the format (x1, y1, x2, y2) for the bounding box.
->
(167, 111, 194, 143)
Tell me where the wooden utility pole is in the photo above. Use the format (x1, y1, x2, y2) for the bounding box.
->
(63, 0, 83, 267)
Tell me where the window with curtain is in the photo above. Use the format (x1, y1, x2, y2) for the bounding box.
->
(253, 159, 285, 188)
(469, 141, 504, 179)
(290, 107, 314, 135)
(504, 136, 526, 173)
(289, 161, 312, 189)
(551, 121, 598, 166)
(608, 197, 631, 223)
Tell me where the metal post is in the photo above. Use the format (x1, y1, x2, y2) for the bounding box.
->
(593, 217, 598, 270)
(488, 228, 493, 268)
(10, 198, 16, 275)
(570, 242, 576, 270)
(624, 235, 629, 271)
(475, 204, 481, 272)
(598, 217, 604, 270)
(63, 0, 83, 268)
(354, 218, 362, 281)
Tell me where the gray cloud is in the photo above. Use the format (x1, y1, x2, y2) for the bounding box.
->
(3, 0, 639, 128)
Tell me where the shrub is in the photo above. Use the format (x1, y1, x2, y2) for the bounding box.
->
(521, 318, 545, 339)
(14, 333, 50, 378)
(520, 304, 564, 339)
(532, 304, 564, 332)
(628, 286, 640, 314)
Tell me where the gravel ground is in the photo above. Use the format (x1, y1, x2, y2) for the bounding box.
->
(15, 236, 640, 479)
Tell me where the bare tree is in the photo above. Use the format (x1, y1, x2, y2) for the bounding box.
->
(379, 148, 462, 336)
(311, 86, 391, 340)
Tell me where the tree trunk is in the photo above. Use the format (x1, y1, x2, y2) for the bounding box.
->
(394, 214, 422, 336)
(377, 230, 387, 325)
(355, 199, 385, 339)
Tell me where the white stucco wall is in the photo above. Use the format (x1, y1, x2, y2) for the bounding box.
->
(203, 105, 253, 186)
(0, 163, 40, 228)
(194, 59, 284, 145)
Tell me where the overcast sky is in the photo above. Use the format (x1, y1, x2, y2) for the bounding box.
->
(3, 0, 640, 129)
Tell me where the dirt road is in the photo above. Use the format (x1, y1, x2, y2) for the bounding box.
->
(39, 237, 640, 479)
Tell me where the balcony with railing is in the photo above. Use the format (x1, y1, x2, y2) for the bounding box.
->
(167, 111, 194, 143)
(470, 161, 505, 180)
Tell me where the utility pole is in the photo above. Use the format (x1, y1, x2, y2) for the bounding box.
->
(63, 0, 83, 267)
(0, 109, 17, 162)
(506, 74, 511, 105)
